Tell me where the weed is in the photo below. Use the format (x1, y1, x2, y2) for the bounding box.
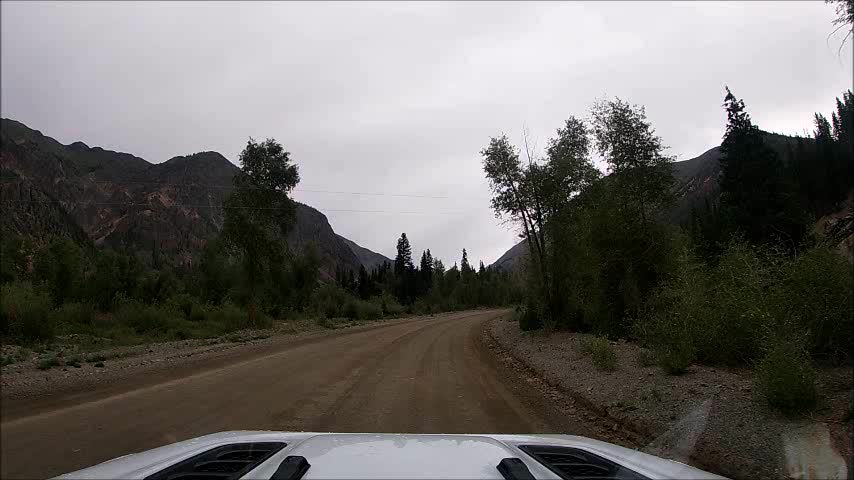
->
(581, 336, 617, 371)
(37, 355, 61, 370)
(756, 336, 817, 413)
(85, 353, 107, 363)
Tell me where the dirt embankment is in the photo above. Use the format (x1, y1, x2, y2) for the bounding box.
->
(487, 317, 853, 480)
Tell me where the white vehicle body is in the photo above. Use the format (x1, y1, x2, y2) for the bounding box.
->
(57, 431, 725, 480)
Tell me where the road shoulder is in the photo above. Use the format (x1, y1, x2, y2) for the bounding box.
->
(486, 316, 853, 480)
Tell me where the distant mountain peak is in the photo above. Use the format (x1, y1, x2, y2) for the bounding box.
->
(1, 117, 385, 277)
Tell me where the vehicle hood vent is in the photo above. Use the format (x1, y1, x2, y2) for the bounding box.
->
(518, 445, 648, 480)
(145, 442, 286, 480)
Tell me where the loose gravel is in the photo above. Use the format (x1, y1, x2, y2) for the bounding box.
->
(488, 317, 853, 480)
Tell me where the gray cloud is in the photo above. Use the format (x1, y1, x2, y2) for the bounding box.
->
(2, 1, 850, 265)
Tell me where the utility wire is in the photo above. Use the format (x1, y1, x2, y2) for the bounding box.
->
(0, 179, 490, 201)
(1, 199, 472, 216)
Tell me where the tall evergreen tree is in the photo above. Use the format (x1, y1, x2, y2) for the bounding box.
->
(394, 233, 413, 275)
(719, 87, 806, 245)
(460, 248, 472, 277)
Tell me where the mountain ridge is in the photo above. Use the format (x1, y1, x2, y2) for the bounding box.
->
(0, 118, 386, 277)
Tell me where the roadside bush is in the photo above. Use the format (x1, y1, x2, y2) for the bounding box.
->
(756, 336, 817, 413)
(770, 246, 853, 358)
(37, 355, 61, 370)
(358, 300, 383, 320)
(1, 282, 54, 343)
(166, 293, 197, 320)
(311, 284, 350, 319)
(376, 293, 404, 317)
(635, 242, 771, 369)
(50, 303, 96, 332)
(519, 301, 543, 331)
(114, 302, 176, 334)
(580, 336, 617, 371)
(207, 303, 271, 333)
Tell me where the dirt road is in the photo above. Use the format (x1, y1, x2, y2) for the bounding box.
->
(1, 310, 598, 479)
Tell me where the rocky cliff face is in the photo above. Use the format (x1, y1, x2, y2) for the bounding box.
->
(0, 118, 384, 276)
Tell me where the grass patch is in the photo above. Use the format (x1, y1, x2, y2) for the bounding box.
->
(580, 336, 617, 371)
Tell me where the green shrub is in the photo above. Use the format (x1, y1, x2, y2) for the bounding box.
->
(207, 303, 270, 333)
(519, 302, 543, 331)
(1, 282, 54, 343)
(343, 298, 383, 321)
(358, 301, 383, 320)
(636, 348, 656, 367)
(1, 348, 30, 366)
(580, 336, 617, 371)
(166, 293, 197, 320)
(317, 317, 336, 329)
(85, 353, 107, 363)
(37, 355, 61, 370)
(114, 303, 176, 334)
(656, 331, 695, 375)
(65, 355, 81, 368)
(342, 299, 359, 320)
(771, 246, 853, 358)
(93, 361, 105, 368)
(50, 303, 96, 330)
(376, 294, 404, 317)
(756, 337, 817, 413)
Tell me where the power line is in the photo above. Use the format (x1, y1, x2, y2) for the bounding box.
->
(1, 199, 472, 216)
(0, 179, 490, 201)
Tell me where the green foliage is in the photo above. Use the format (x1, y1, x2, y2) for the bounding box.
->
(85, 353, 107, 363)
(222, 138, 299, 306)
(37, 355, 61, 370)
(206, 303, 271, 333)
(87, 249, 144, 311)
(719, 87, 807, 246)
(0, 231, 31, 284)
(518, 301, 543, 331)
(580, 336, 617, 371)
(770, 245, 854, 358)
(114, 302, 177, 335)
(756, 335, 817, 413)
(1, 282, 54, 343)
(50, 302, 96, 331)
(376, 293, 404, 317)
(33, 237, 83, 305)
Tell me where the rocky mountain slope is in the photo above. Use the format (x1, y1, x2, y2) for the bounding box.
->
(0, 118, 386, 277)
(336, 235, 391, 270)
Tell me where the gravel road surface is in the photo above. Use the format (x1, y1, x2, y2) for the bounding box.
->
(0, 309, 602, 479)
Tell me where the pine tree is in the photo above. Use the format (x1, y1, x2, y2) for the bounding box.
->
(460, 249, 472, 277)
(394, 233, 413, 275)
(719, 87, 806, 245)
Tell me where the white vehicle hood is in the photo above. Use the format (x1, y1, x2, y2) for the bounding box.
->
(56, 431, 725, 480)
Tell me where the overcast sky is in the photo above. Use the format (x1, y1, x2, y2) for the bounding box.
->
(2, 1, 851, 265)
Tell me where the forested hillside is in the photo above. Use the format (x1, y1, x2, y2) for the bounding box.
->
(0, 124, 520, 358)
(483, 88, 853, 413)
